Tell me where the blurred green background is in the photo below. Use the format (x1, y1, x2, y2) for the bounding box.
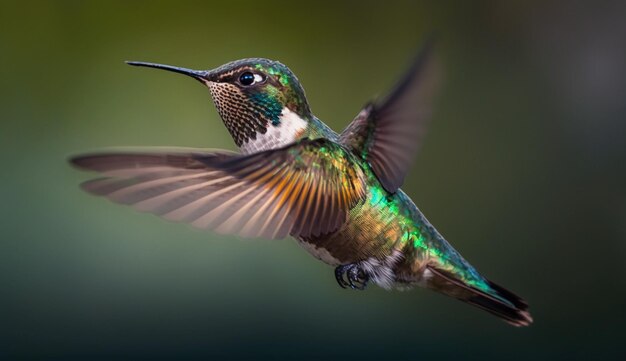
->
(2, 0, 625, 359)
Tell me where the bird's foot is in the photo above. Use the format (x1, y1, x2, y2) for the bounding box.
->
(335, 263, 369, 290)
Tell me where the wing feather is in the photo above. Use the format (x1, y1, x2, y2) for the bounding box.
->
(339, 38, 440, 193)
(70, 139, 366, 239)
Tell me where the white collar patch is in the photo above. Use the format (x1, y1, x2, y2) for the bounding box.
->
(239, 108, 308, 154)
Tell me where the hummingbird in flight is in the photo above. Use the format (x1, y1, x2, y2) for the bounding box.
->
(71, 40, 532, 326)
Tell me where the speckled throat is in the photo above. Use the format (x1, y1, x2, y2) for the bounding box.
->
(207, 82, 284, 147)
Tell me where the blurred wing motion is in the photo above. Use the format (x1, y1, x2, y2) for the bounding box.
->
(340, 38, 440, 193)
(70, 139, 366, 239)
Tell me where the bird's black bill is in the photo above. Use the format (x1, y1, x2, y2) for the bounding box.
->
(126, 61, 211, 82)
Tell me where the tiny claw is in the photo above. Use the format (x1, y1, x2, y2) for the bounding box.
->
(347, 265, 368, 290)
(334, 263, 369, 291)
(334, 265, 350, 289)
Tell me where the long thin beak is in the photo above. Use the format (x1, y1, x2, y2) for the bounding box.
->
(126, 61, 213, 83)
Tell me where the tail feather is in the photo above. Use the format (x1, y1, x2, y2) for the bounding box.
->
(427, 266, 532, 327)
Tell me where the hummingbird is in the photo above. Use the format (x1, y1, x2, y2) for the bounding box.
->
(70, 40, 532, 326)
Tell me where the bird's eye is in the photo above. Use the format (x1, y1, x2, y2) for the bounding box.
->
(239, 72, 264, 86)
(239, 72, 255, 85)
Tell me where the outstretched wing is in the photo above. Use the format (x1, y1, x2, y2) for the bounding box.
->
(70, 139, 366, 239)
(339, 38, 439, 193)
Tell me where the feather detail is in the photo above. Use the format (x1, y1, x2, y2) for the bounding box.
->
(339, 38, 440, 193)
(70, 139, 366, 239)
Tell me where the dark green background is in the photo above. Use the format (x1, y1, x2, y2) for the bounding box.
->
(2, 1, 625, 359)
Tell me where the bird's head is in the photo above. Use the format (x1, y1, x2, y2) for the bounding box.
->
(127, 58, 311, 148)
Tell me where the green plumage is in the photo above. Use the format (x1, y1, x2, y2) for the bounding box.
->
(73, 40, 532, 326)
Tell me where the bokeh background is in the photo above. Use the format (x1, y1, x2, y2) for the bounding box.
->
(2, 0, 625, 359)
